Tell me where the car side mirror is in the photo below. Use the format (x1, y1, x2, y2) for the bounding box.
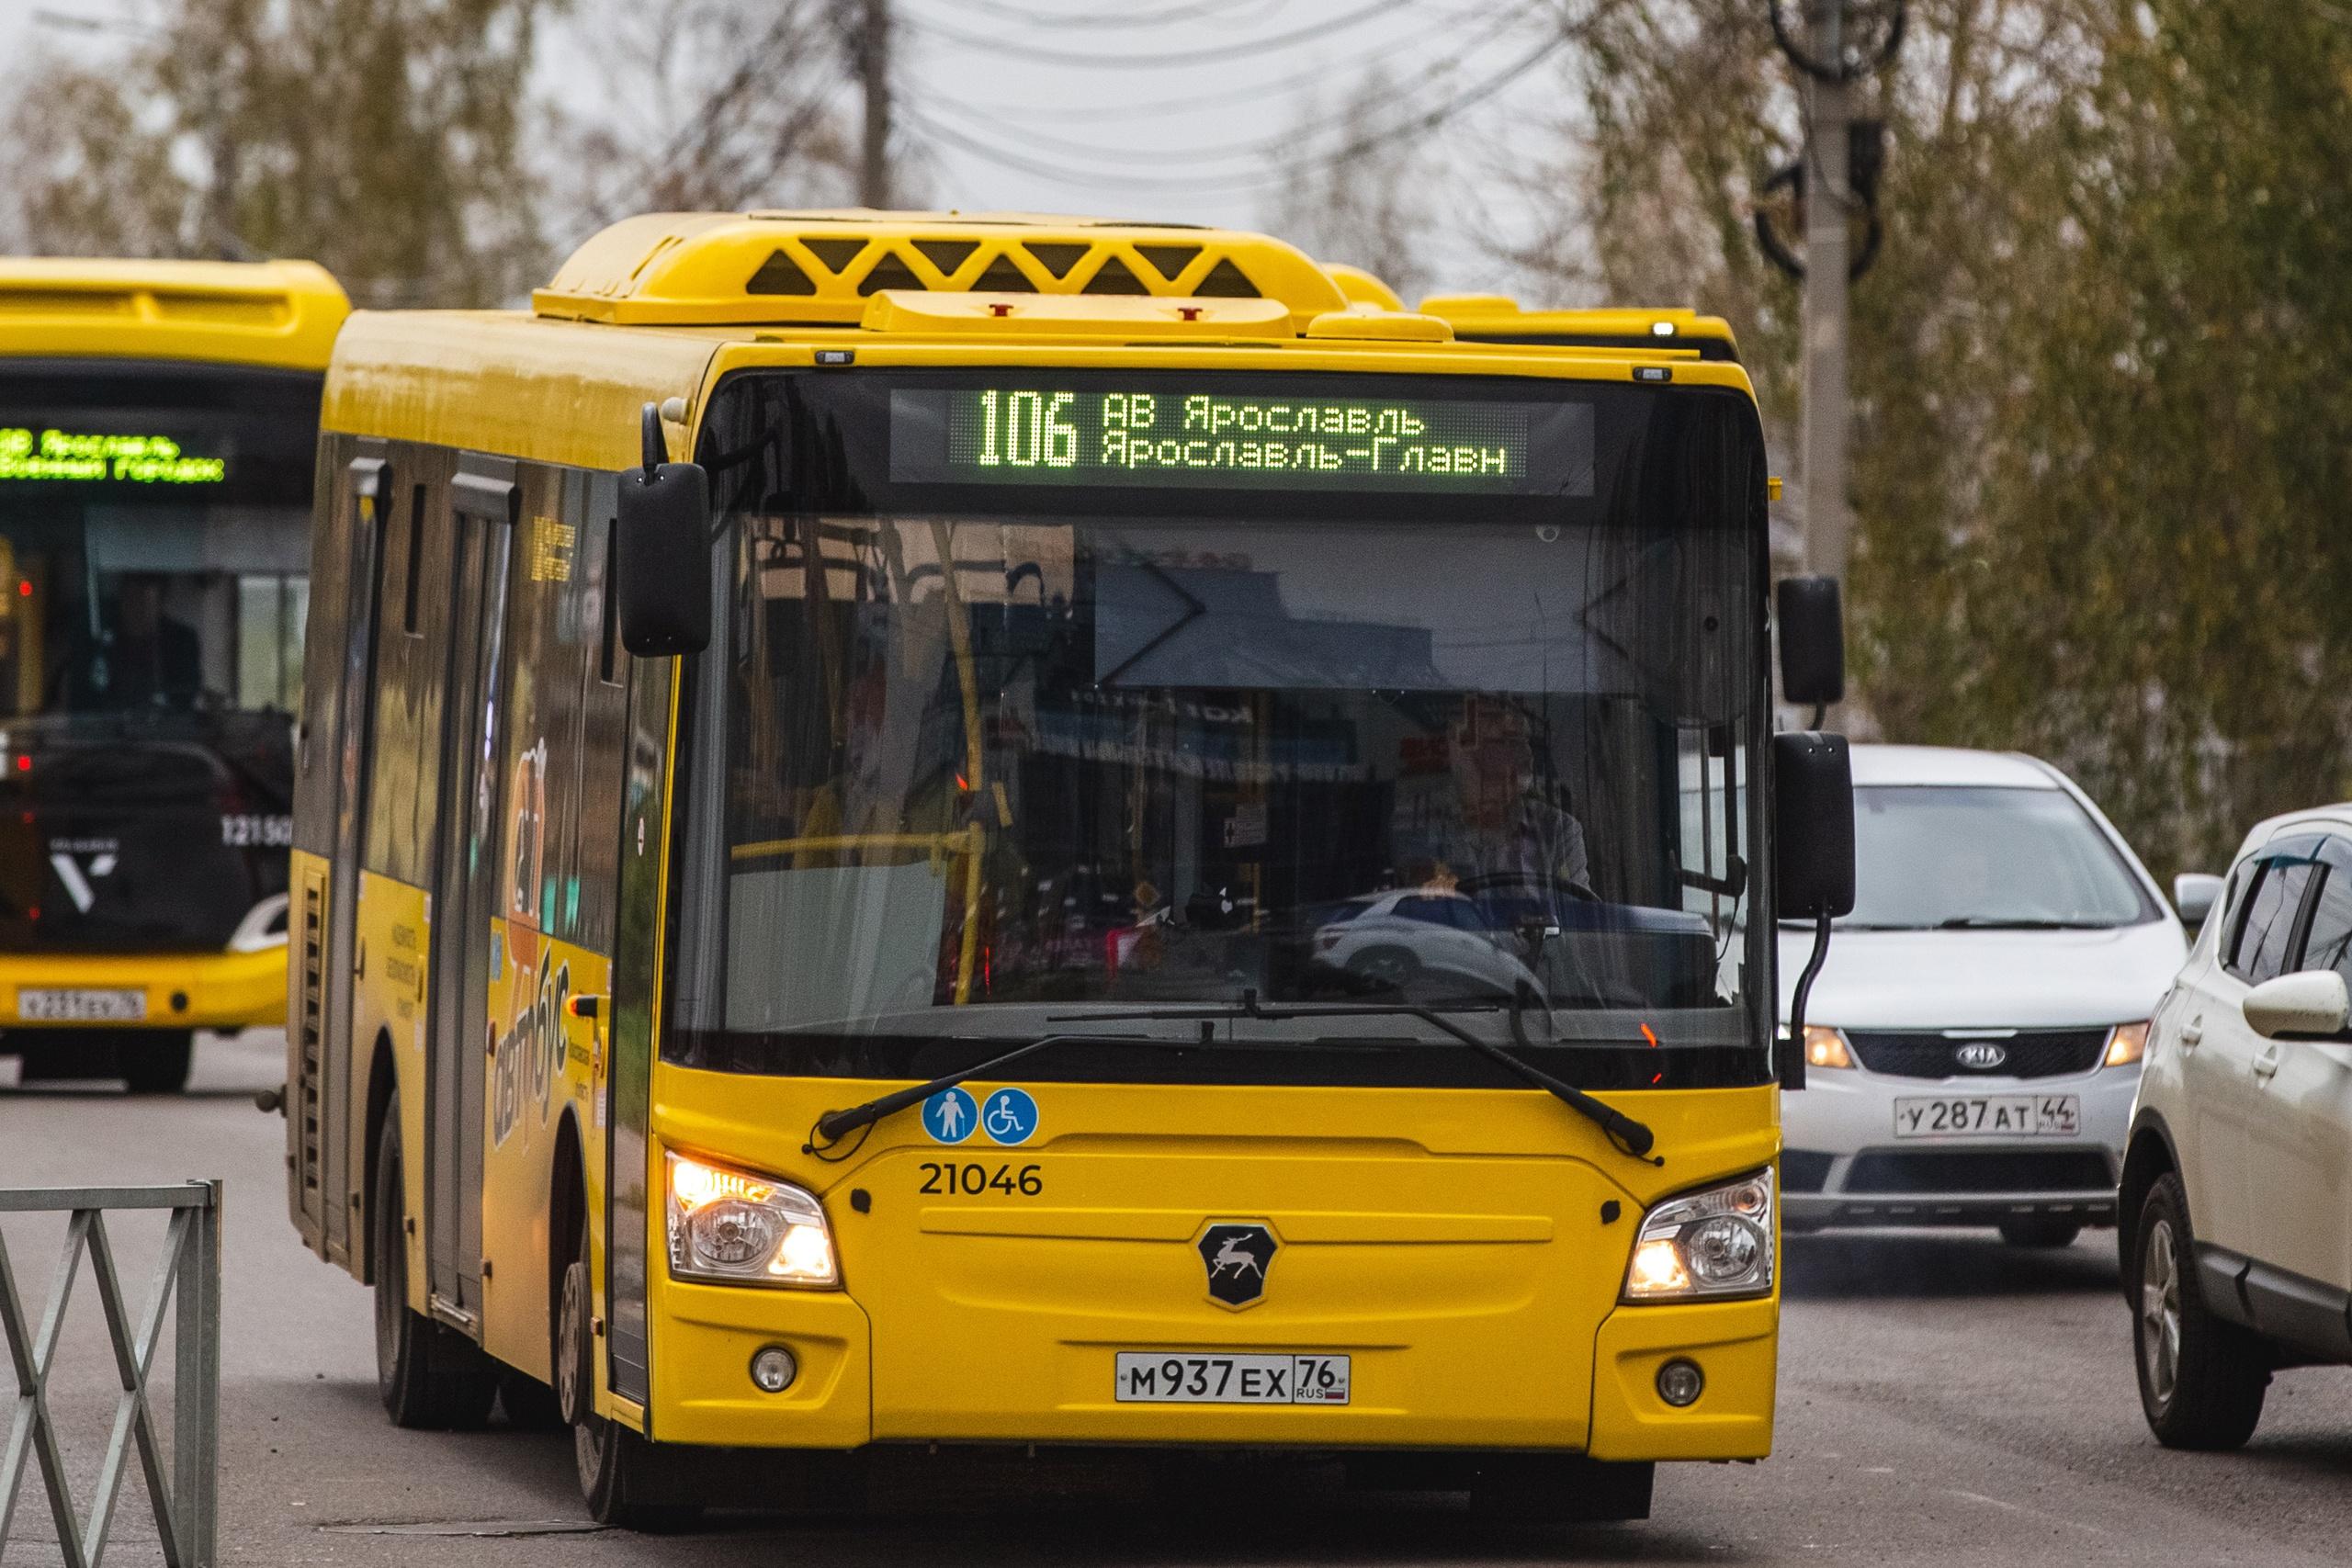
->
(2173, 872, 2223, 929)
(2242, 971, 2351, 1042)
(1776, 576, 1845, 711)
(616, 402, 712, 656)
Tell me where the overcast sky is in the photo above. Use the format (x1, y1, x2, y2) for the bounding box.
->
(32, 0, 1566, 294)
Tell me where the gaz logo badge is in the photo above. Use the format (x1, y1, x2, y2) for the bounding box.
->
(1198, 1223, 1277, 1310)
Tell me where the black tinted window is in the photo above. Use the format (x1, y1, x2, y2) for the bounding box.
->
(2299, 840, 2352, 991)
(2230, 854, 2316, 984)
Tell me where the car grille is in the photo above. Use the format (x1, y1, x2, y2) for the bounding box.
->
(1844, 1029, 2109, 1080)
(1781, 1149, 1835, 1193)
(1844, 1150, 2114, 1195)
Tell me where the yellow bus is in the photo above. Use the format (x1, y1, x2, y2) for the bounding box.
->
(288, 210, 1850, 1528)
(0, 259, 347, 1092)
(1422, 295, 1744, 364)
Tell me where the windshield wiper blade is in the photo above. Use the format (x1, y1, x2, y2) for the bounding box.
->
(1058, 991, 1662, 1166)
(1933, 917, 2109, 930)
(804, 1033, 1182, 1152)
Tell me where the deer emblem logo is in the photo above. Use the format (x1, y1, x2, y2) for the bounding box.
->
(1197, 1224, 1278, 1308)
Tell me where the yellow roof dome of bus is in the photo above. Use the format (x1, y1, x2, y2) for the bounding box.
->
(534, 211, 1355, 333)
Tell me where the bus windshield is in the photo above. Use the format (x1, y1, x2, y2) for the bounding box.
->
(0, 364, 317, 726)
(666, 370, 1770, 1089)
(0, 361, 318, 954)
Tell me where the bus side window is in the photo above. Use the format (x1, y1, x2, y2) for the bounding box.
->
(402, 482, 426, 637)
(574, 475, 628, 953)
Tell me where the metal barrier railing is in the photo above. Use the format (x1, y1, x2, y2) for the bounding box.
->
(0, 1182, 221, 1568)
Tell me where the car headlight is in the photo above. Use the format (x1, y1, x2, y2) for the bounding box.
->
(2104, 1021, 2149, 1068)
(664, 1152, 839, 1288)
(1802, 1024, 1852, 1069)
(1623, 1168, 1774, 1302)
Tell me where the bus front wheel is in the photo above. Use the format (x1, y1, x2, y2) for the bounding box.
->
(372, 1102, 498, 1428)
(561, 1223, 703, 1530)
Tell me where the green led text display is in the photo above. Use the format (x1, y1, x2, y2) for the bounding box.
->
(891, 389, 1591, 496)
(0, 426, 228, 485)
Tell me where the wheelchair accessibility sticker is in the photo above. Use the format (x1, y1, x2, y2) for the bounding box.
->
(980, 1087, 1040, 1145)
(922, 1087, 978, 1145)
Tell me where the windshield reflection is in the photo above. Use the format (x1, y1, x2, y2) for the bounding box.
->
(668, 512, 1755, 1056)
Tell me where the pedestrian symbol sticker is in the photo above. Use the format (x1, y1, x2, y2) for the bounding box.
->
(980, 1087, 1039, 1145)
(922, 1087, 978, 1145)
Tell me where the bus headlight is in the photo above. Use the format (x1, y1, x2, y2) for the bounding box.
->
(664, 1152, 839, 1288)
(1623, 1168, 1774, 1302)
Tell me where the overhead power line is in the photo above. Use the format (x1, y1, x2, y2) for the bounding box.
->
(935, 0, 1541, 125)
(906, 27, 1575, 198)
(903, 0, 1419, 70)
(945, 0, 1267, 28)
(925, 5, 1547, 168)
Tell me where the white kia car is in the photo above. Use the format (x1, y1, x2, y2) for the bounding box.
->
(1781, 746, 2189, 1246)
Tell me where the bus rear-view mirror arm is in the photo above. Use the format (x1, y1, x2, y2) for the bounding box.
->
(1773, 731, 1857, 1092)
(616, 400, 714, 657)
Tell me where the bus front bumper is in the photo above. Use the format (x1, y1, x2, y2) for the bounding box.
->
(0, 947, 288, 1033)
(639, 1282, 1775, 1462)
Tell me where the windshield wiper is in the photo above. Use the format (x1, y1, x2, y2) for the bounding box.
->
(805, 1033, 1187, 1152)
(1057, 990, 1662, 1166)
(1933, 917, 2111, 930)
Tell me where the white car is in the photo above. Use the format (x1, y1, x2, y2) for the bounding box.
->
(1304, 887, 1541, 1001)
(2121, 804, 2352, 1450)
(1781, 746, 2188, 1246)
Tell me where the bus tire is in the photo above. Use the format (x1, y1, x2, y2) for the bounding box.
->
(372, 1103, 499, 1429)
(562, 1221, 702, 1530)
(1469, 1454, 1654, 1525)
(121, 1030, 194, 1095)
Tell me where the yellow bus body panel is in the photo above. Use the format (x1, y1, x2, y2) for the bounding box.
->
(0, 947, 285, 1031)
(481, 919, 610, 1380)
(344, 872, 433, 1308)
(647, 1071, 1776, 1451)
(0, 257, 348, 370)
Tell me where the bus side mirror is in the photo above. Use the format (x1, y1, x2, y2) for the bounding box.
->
(1773, 731, 1856, 921)
(1776, 576, 1845, 710)
(616, 403, 711, 657)
(1773, 731, 1855, 1092)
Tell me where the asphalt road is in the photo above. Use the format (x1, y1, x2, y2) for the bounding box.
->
(5, 1032, 2350, 1566)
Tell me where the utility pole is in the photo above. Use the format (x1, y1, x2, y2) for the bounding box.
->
(856, 0, 892, 209)
(1800, 0, 1851, 586)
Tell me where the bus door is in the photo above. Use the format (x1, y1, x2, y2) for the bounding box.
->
(321, 455, 391, 1265)
(424, 467, 515, 1325)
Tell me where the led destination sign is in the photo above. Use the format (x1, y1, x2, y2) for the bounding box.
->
(890, 388, 1592, 496)
(0, 426, 227, 485)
